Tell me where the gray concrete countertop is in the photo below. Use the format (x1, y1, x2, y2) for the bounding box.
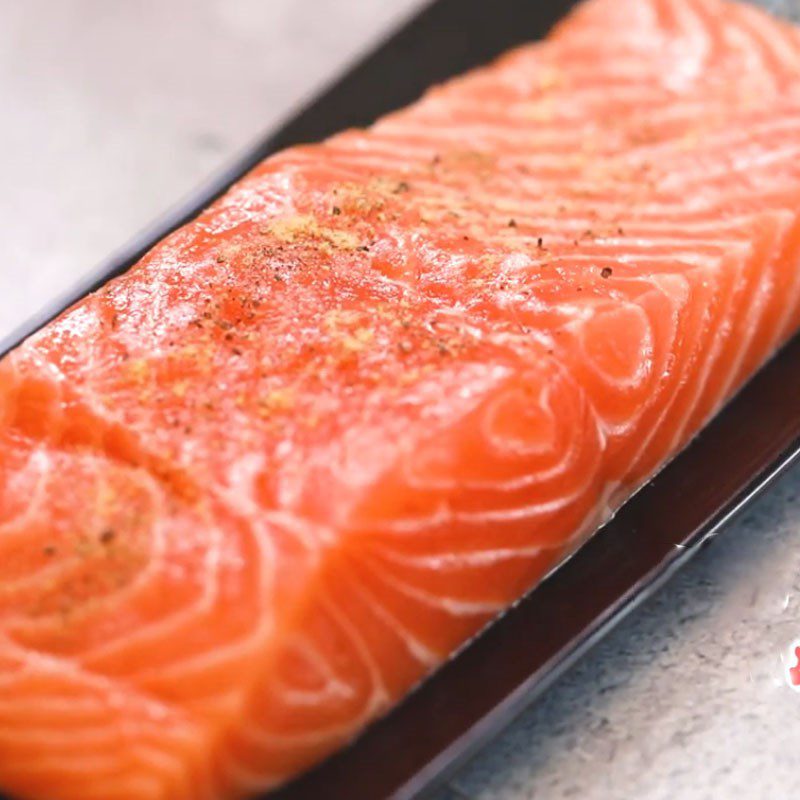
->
(2, 2, 799, 799)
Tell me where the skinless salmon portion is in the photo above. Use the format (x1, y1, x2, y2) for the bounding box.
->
(1, 0, 800, 797)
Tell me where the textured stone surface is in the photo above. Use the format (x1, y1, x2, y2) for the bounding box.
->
(1, 1, 799, 799)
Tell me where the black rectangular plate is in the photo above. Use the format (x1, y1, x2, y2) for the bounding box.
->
(4, 1, 800, 799)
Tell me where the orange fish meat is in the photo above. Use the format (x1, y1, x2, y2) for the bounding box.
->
(1, 0, 800, 797)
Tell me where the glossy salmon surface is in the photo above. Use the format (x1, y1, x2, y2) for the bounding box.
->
(2, 0, 800, 797)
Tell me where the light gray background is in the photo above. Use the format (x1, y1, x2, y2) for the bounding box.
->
(1, 2, 799, 799)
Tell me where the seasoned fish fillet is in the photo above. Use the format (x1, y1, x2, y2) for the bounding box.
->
(1, 0, 800, 797)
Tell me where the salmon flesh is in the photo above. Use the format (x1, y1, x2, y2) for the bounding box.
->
(1, 0, 800, 797)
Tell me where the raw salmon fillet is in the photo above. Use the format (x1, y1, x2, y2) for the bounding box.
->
(2, 0, 800, 797)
